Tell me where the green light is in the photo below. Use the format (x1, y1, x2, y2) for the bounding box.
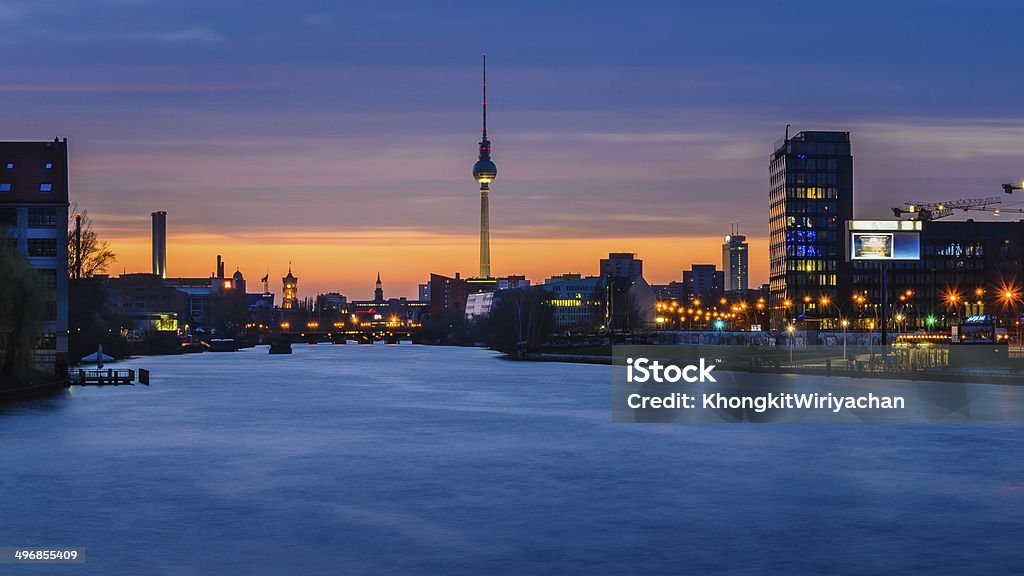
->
(925, 315, 937, 327)
(714, 320, 725, 330)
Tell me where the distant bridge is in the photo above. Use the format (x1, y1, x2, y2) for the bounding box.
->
(273, 327, 425, 345)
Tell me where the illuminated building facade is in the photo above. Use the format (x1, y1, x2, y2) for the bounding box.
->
(851, 219, 1024, 330)
(0, 138, 69, 377)
(350, 274, 428, 326)
(769, 130, 854, 328)
(102, 273, 187, 338)
(282, 267, 298, 310)
(544, 276, 604, 329)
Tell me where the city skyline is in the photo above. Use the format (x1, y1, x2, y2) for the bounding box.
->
(4, 1, 1024, 298)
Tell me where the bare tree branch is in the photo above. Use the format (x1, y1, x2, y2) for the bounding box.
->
(68, 202, 117, 278)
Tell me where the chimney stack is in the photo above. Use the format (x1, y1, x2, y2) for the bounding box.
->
(151, 211, 167, 278)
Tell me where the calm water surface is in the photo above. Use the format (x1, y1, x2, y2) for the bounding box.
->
(1, 345, 1022, 575)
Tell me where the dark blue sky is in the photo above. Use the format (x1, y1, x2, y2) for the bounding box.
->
(3, 0, 1023, 293)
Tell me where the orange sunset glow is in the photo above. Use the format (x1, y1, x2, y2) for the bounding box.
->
(102, 227, 769, 299)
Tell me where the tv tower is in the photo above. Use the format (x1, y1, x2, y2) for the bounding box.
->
(472, 53, 497, 279)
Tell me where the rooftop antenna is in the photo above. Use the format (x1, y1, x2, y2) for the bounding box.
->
(482, 52, 487, 140)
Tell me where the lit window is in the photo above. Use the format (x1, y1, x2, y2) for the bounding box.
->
(39, 183, 52, 192)
(0, 183, 10, 192)
(45, 162, 53, 169)
(5, 163, 12, 169)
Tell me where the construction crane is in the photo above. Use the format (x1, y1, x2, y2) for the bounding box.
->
(893, 183, 1023, 221)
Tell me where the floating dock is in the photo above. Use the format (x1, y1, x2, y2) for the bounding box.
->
(70, 368, 149, 386)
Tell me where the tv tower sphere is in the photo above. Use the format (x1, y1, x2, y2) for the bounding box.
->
(473, 158, 497, 184)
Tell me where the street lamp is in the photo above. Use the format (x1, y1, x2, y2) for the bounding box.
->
(820, 295, 844, 331)
(999, 285, 1022, 342)
(787, 324, 795, 364)
(853, 293, 870, 330)
(841, 318, 849, 361)
(945, 290, 962, 325)
(867, 320, 875, 360)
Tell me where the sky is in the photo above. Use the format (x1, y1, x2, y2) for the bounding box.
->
(3, 1, 1024, 300)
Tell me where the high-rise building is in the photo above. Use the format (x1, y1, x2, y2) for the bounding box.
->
(472, 54, 497, 279)
(282, 266, 298, 310)
(769, 130, 853, 328)
(683, 264, 724, 302)
(722, 222, 748, 292)
(0, 138, 70, 377)
(600, 253, 643, 281)
(151, 211, 167, 278)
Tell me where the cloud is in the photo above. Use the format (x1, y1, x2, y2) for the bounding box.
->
(855, 119, 1024, 160)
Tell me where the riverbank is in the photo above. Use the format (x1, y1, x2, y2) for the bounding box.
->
(0, 379, 67, 403)
(515, 349, 1024, 386)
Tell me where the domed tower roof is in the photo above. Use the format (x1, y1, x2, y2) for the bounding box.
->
(233, 268, 244, 280)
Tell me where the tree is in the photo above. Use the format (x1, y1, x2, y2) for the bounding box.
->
(487, 287, 554, 354)
(0, 241, 45, 385)
(68, 277, 130, 363)
(68, 203, 116, 278)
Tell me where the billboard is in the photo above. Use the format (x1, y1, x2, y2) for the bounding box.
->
(846, 220, 921, 261)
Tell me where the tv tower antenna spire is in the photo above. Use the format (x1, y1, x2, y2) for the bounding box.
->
(472, 52, 497, 279)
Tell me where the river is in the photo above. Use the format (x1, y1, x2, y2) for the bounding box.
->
(1, 345, 1021, 574)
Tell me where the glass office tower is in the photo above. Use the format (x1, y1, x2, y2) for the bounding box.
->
(769, 131, 853, 329)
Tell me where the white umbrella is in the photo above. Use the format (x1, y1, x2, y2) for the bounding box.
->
(80, 344, 113, 368)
